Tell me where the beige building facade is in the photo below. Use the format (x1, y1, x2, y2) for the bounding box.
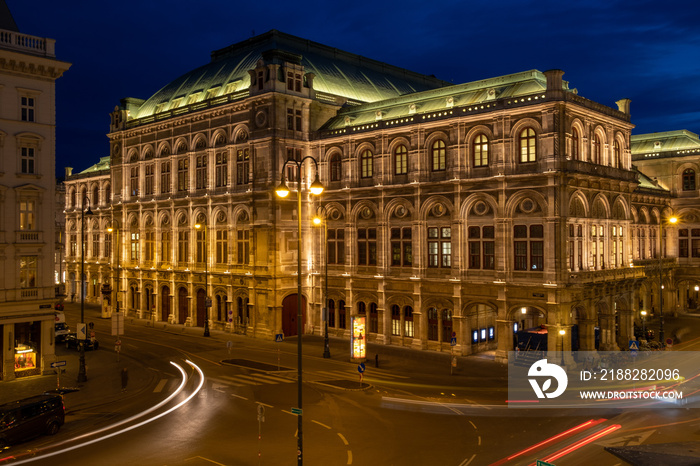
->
(65, 31, 688, 362)
(0, 5, 70, 380)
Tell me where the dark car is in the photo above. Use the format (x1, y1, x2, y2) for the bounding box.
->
(64, 333, 99, 351)
(0, 394, 65, 449)
(55, 323, 70, 343)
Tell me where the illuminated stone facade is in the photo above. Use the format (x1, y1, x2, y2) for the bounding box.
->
(0, 8, 70, 380)
(65, 30, 691, 361)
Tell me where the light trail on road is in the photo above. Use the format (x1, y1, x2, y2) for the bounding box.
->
(3, 360, 204, 465)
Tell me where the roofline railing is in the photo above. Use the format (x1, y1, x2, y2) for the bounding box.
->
(0, 28, 55, 58)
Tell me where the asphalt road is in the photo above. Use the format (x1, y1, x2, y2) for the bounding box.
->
(5, 305, 700, 465)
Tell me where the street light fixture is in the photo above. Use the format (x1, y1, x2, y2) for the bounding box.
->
(78, 196, 93, 383)
(640, 310, 647, 340)
(312, 207, 331, 359)
(659, 214, 678, 344)
(194, 222, 210, 337)
(275, 156, 323, 465)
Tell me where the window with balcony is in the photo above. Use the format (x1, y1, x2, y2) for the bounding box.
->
(19, 256, 37, 288)
(357, 228, 377, 266)
(216, 229, 228, 264)
(19, 200, 34, 230)
(130, 231, 140, 261)
(215, 152, 228, 188)
(145, 231, 155, 262)
(130, 166, 139, 197)
(177, 231, 188, 264)
(196, 155, 207, 190)
(328, 228, 345, 265)
(237, 149, 250, 185)
(237, 229, 249, 264)
(145, 164, 154, 195)
(177, 159, 189, 192)
(160, 231, 171, 265)
(160, 161, 171, 194)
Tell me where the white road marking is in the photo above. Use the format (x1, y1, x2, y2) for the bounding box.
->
(312, 420, 331, 429)
(153, 379, 168, 393)
(338, 433, 349, 445)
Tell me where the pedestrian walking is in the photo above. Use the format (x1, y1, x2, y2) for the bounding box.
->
(121, 367, 129, 392)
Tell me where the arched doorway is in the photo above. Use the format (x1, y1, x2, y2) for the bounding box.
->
(282, 294, 306, 337)
(196, 289, 206, 327)
(161, 286, 170, 321)
(178, 287, 188, 324)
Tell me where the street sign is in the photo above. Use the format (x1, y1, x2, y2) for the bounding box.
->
(536, 461, 556, 466)
(629, 340, 638, 351)
(51, 361, 66, 368)
(450, 337, 457, 346)
(291, 407, 302, 415)
(77, 323, 87, 340)
(666, 338, 674, 346)
(275, 333, 284, 342)
(358, 362, 366, 373)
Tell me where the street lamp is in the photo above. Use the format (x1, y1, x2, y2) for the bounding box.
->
(312, 207, 330, 359)
(78, 196, 93, 383)
(640, 310, 647, 339)
(194, 222, 210, 337)
(275, 156, 323, 465)
(559, 328, 566, 366)
(659, 214, 678, 344)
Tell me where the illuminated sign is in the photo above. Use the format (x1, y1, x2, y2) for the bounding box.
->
(351, 316, 366, 360)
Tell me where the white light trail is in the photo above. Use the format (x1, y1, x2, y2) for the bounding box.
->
(9, 360, 204, 465)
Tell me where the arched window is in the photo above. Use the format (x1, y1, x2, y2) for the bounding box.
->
(519, 128, 536, 162)
(70, 189, 76, 208)
(105, 184, 111, 203)
(683, 168, 696, 191)
(404, 306, 414, 337)
(431, 140, 446, 171)
(427, 308, 438, 341)
(394, 145, 408, 175)
(330, 153, 342, 182)
(360, 150, 373, 178)
(473, 134, 489, 167)
(592, 134, 601, 164)
(614, 140, 621, 168)
(328, 299, 336, 328)
(391, 305, 401, 336)
(357, 301, 366, 315)
(572, 128, 580, 160)
(92, 185, 99, 206)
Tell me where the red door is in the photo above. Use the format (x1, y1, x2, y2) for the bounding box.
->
(282, 294, 306, 337)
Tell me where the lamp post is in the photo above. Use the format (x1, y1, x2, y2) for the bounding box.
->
(194, 222, 210, 337)
(559, 328, 566, 366)
(658, 214, 678, 344)
(275, 156, 324, 466)
(640, 310, 647, 339)
(78, 196, 93, 383)
(312, 207, 331, 359)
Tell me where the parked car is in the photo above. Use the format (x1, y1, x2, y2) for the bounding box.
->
(55, 323, 71, 343)
(64, 333, 99, 351)
(0, 394, 65, 449)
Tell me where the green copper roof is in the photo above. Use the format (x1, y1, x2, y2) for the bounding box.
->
(78, 156, 110, 175)
(631, 130, 700, 156)
(319, 69, 561, 130)
(132, 30, 450, 120)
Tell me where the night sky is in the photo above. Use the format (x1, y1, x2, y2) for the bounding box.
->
(6, 0, 700, 177)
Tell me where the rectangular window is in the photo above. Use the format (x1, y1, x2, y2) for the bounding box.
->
(21, 96, 35, 122)
(427, 226, 451, 268)
(237, 149, 250, 185)
(216, 152, 228, 188)
(105, 232, 112, 259)
(19, 255, 37, 288)
(177, 159, 189, 192)
(92, 234, 99, 258)
(286, 108, 303, 131)
(160, 161, 171, 194)
(160, 231, 171, 264)
(693, 239, 700, 258)
(19, 200, 35, 230)
(195, 229, 205, 263)
(21, 147, 35, 174)
(178, 231, 189, 263)
(514, 224, 544, 271)
(145, 164, 154, 195)
(237, 229, 249, 264)
(390, 227, 412, 267)
(130, 166, 139, 196)
(468, 225, 494, 269)
(70, 234, 77, 257)
(145, 231, 154, 262)
(357, 228, 377, 266)
(680, 228, 689, 257)
(328, 229, 345, 265)
(130, 232, 139, 261)
(196, 155, 207, 190)
(216, 229, 228, 264)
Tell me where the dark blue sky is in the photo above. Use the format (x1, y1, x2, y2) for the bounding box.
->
(7, 0, 700, 176)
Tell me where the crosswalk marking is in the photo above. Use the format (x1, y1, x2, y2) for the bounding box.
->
(218, 375, 254, 386)
(249, 373, 294, 384)
(207, 368, 411, 389)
